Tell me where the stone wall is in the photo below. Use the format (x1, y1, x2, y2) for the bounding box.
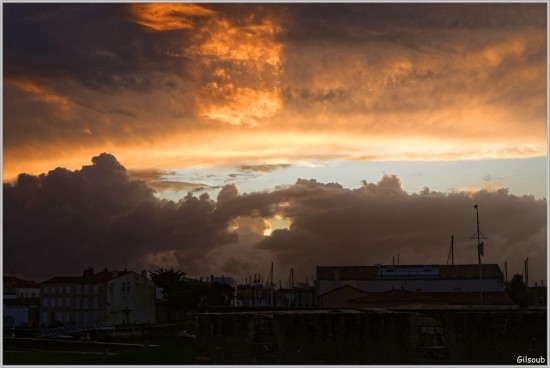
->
(196, 308, 547, 364)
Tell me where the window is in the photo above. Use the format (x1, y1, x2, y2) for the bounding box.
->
(83, 311, 88, 322)
(56, 312, 62, 321)
(92, 311, 98, 321)
(66, 297, 71, 308)
(127, 282, 131, 293)
(83, 297, 88, 309)
(76, 285, 81, 295)
(42, 312, 48, 324)
(59, 298, 63, 308)
(75, 297, 80, 310)
(83, 285, 89, 294)
(42, 297, 48, 308)
(65, 286, 70, 294)
(92, 296, 98, 309)
(93, 285, 99, 295)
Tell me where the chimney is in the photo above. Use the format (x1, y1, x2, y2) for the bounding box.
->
(141, 270, 147, 278)
(83, 267, 94, 278)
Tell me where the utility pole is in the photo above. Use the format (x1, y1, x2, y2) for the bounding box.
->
(471, 204, 487, 305)
(447, 235, 455, 265)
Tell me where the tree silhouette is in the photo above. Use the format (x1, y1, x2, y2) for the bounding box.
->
(150, 268, 188, 320)
(506, 273, 531, 307)
(206, 282, 235, 306)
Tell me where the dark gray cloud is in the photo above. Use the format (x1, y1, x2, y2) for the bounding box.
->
(4, 154, 546, 284)
(214, 176, 547, 283)
(279, 3, 546, 43)
(3, 154, 234, 281)
(3, 4, 193, 91)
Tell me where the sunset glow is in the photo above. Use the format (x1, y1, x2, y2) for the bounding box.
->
(3, 3, 547, 284)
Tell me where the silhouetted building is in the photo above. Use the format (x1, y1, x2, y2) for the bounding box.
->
(3, 276, 41, 328)
(39, 268, 155, 327)
(4, 276, 40, 299)
(316, 264, 508, 308)
(348, 289, 513, 307)
(107, 270, 156, 325)
(209, 275, 237, 306)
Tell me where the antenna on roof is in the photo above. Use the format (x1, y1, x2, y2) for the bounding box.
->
(470, 204, 488, 260)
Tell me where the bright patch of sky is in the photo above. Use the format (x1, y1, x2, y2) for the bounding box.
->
(155, 157, 547, 202)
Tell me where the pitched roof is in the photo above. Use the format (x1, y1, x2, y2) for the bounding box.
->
(439, 264, 503, 280)
(3, 276, 40, 288)
(316, 266, 379, 281)
(317, 284, 368, 298)
(317, 264, 504, 281)
(41, 270, 131, 285)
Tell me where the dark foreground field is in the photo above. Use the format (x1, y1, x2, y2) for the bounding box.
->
(3, 340, 197, 365)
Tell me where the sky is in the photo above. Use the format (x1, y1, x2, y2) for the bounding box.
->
(2, 3, 548, 285)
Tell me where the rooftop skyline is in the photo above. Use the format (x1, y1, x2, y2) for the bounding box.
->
(2, 3, 547, 284)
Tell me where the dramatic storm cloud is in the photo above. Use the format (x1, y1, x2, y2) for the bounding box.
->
(3, 3, 546, 181)
(3, 4, 547, 285)
(4, 155, 546, 284)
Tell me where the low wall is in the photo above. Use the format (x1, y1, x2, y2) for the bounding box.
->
(196, 308, 547, 364)
(3, 337, 156, 354)
(440, 309, 546, 364)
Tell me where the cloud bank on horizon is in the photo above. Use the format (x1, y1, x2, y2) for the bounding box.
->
(4, 154, 546, 284)
(2, 3, 547, 181)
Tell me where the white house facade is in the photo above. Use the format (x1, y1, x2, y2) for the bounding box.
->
(107, 271, 156, 325)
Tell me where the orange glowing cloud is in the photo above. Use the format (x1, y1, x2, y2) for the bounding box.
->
(8, 79, 73, 113)
(4, 125, 545, 185)
(189, 18, 282, 68)
(200, 87, 282, 127)
(3, 4, 546, 187)
(129, 3, 215, 31)
(185, 16, 283, 127)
